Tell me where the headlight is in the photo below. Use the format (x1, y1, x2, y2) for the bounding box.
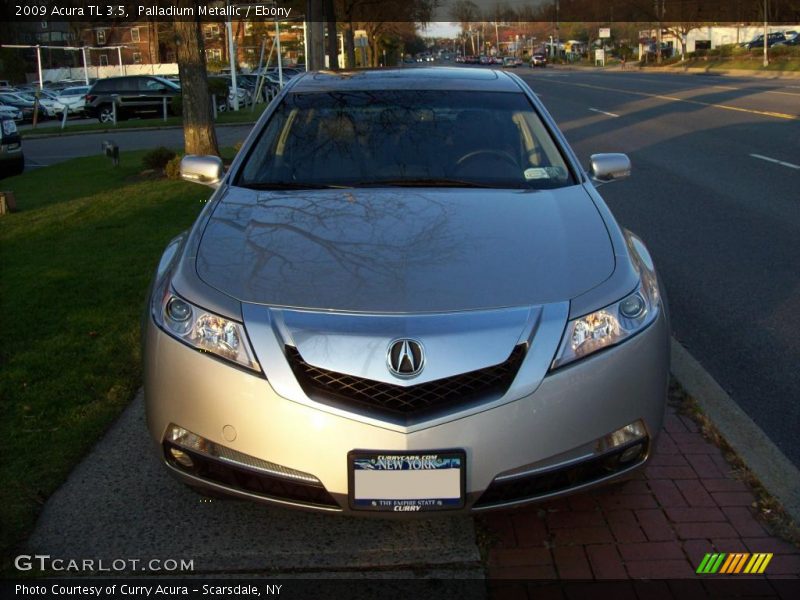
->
(153, 291, 260, 372)
(552, 254, 660, 370)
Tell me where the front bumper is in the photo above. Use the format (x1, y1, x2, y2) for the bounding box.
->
(144, 309, 668, 515)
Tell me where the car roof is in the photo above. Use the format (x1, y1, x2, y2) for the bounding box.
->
(290, 67, 522, 93)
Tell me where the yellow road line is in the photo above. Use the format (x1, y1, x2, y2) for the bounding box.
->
(535, 78, 799, 121)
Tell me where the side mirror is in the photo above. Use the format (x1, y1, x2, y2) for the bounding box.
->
(180, 155, 224, 187)
(589, 153, 631, 183)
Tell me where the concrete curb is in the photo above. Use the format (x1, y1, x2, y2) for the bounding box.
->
(670, 338, 800, 524)
(657, 66, 800, 80)
(21, 120, 257, 141)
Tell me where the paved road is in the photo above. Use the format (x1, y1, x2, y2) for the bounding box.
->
(513, 68, 800, 467)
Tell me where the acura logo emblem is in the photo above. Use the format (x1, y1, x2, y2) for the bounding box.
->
(387, 339, 425, 378)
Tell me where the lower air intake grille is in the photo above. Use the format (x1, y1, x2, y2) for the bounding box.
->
(286, 344, 527, 422)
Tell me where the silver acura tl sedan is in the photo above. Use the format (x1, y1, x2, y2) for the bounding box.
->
(144, 67, 669, 515)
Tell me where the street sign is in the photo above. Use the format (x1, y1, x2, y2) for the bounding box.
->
(595, 48, 606, 66)
(599, 28, 611, 39)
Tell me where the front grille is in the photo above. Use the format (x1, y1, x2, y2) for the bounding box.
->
(164, 443, 340, 509)
(474, 439, 649, 508)
(286, 344, 527, 423)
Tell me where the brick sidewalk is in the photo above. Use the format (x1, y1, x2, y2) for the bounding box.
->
(480, 403, 800, 595)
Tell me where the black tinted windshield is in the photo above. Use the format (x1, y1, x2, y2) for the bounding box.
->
(237, 90, 575, 190)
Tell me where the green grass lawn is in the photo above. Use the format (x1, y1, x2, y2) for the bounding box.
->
(22, 103, 267, 138)
(645, 56, 800, 73)
(0, 152, 216, 567)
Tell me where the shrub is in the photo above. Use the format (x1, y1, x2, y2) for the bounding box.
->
(170, 94, 183, 117)
(207, 77, 228, 97)
(142, 146, 177, 172)
(165, 154, 183, 180)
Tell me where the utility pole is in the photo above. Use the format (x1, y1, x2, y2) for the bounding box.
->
(555, 0, 559, 62)
(226, 0, 238, 110)
(763, 0, 769, 67)
(655, 0, 665, 64)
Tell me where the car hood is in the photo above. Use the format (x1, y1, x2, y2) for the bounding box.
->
(196, 185, 615, 313)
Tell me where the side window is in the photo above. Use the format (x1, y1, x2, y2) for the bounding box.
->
(140, 78, 166, 92)
(93, 80, 110, 93)
(116, 78, 139, 93)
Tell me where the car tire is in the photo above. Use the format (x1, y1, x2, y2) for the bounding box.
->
(217, 101, 227, 113)
(98, 105, 115, 124)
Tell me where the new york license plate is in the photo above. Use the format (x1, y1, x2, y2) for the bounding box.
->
(348, 450, 465, 512)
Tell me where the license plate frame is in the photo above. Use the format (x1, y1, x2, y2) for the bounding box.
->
(348, 449, 466, 512)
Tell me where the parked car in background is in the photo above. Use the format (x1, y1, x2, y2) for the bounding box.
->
(503, 56, 519, 67)
(0, 104, 23, 122)
(84, 76, 181, 123)
(227, 85, 254, 109)
(774, 32, 799, 46)
(55, 86, 91, 116)
(531, 53, 548, 67)
(206, 76, 231, 112)
(0, 92, 48, 122)
(10, 90, 59, 117)
(0, 116, 24, 177)
(146, 67, 668, 515)
(745, 32, 787, 49)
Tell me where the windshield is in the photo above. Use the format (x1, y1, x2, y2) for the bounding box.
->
(62, 87, 88, 95)
(237, 90, 575, 190)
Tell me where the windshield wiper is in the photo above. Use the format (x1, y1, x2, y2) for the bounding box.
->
(239, 182, 352, 190)
(355, 178, 506, 189)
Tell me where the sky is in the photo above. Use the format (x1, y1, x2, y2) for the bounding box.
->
(419, 22, 462, 39)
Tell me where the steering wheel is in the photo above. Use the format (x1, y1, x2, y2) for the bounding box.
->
(455, 149, 519, 168)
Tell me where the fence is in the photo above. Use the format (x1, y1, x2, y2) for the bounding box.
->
(29, 63, 179, 84)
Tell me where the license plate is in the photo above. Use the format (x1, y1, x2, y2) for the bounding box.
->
(348, 450, 465, 512)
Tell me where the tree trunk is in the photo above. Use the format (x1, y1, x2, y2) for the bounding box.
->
(344, 23, 356, 68)
(370, 37, 380, 67)
(174, 13, 219, 156)
(306, 1, 324, 70)
(323, 0, 338, 69)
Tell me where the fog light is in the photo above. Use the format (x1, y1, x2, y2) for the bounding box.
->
(597, 420, 647, 453)
(169, 447, 194, 469)
(619, 443, 644, 464)
(619, 294, 646, 319)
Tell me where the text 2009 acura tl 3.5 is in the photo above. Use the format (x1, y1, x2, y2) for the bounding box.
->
(144, 68, 669, 515)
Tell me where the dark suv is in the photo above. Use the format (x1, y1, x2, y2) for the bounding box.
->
(0, 116, 24, 177)
(84, 76, 180, 123)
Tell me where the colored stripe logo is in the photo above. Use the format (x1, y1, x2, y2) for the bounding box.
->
(696, 553, 773, 574)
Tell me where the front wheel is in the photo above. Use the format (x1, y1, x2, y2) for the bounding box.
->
(98, 105, 115, 124)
